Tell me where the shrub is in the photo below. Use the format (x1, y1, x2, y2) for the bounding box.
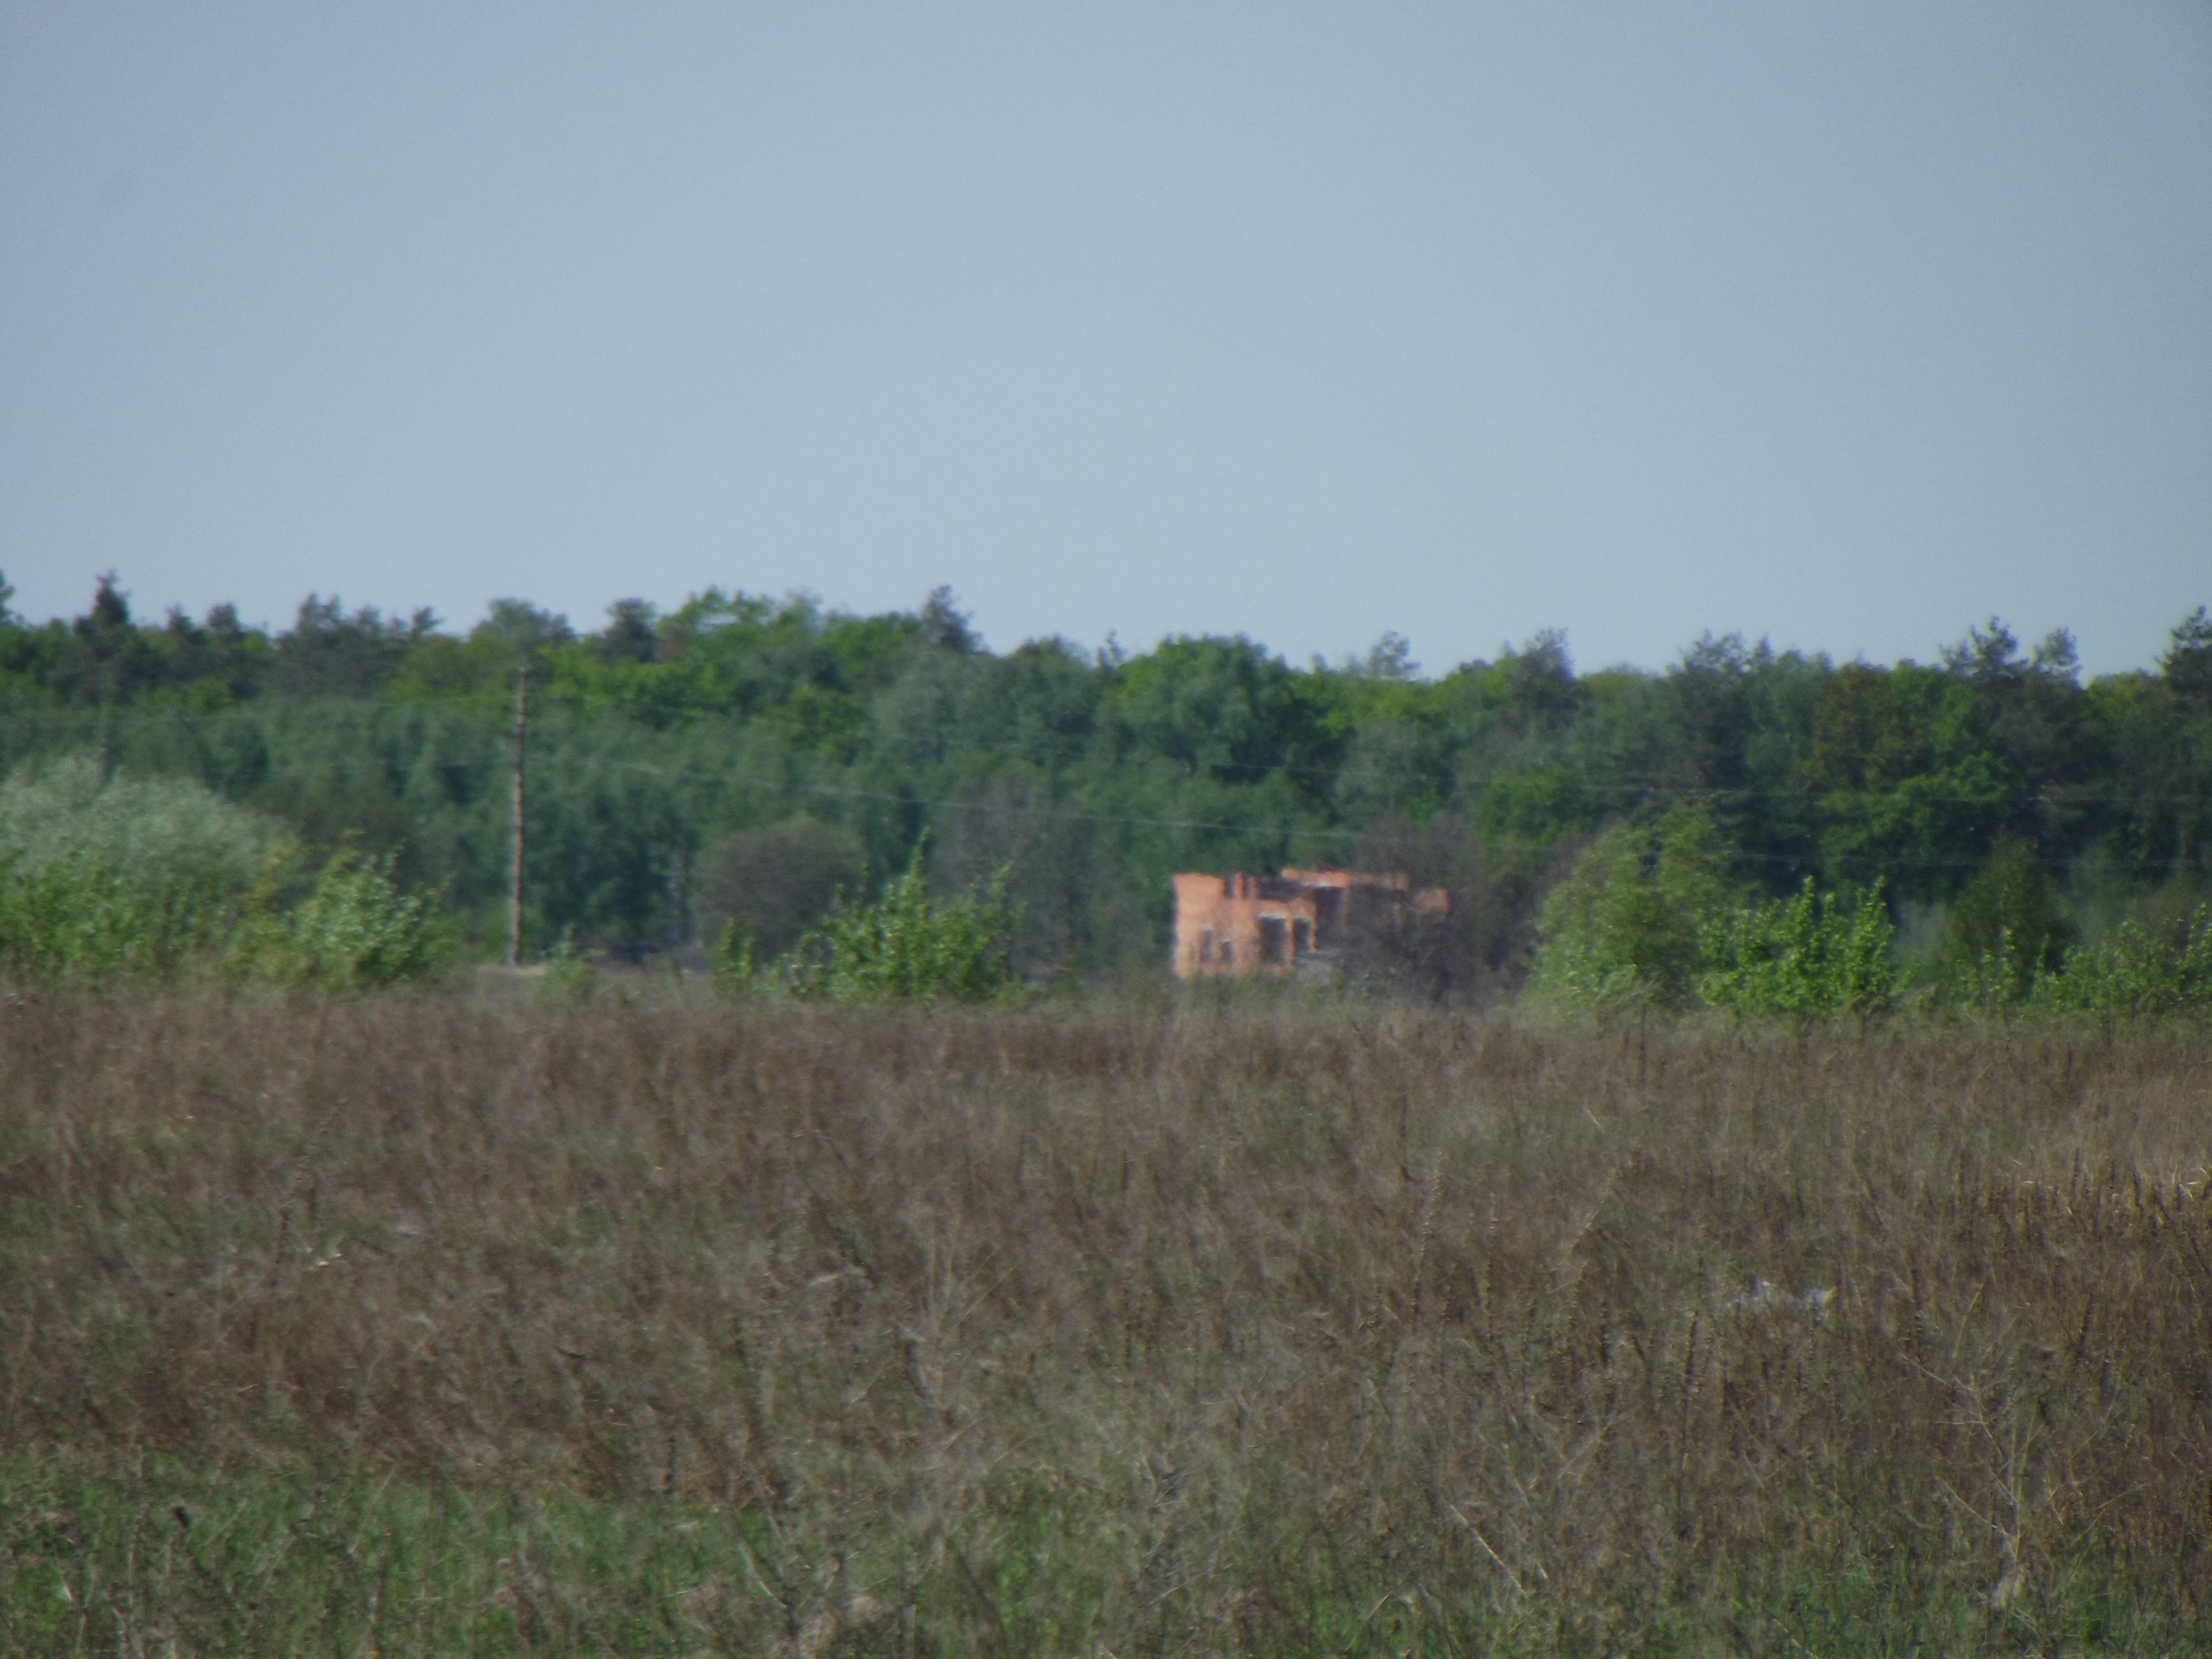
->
(0, 754, 280, 892)
(0, 756, 443, 990)
(2034, 905, 2212, 1022)
(1531, 804, 1733, 1011)
(775, 843, 1020, 1003)
(1945, 927, 2040, 1017)
(709, 921, 756, 995)
(1945, 838, 2075, 1006)
(0, 850, 242, 987)
(0, 758, 278, 986)
(695, 817, 865, 961)
(1699, 879, 1902, 1020)
(533, 931, 600, 1002)
(231, 848, 446, 990)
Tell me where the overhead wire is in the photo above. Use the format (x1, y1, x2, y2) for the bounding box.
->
(3, 688, 2207, 873)
(5, 691, 2209, 808)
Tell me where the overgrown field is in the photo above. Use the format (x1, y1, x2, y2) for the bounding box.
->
(2, 994, 2209, 1654)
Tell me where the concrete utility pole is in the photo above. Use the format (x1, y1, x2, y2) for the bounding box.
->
(507, 663, 527, 968)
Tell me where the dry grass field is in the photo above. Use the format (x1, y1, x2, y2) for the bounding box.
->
(2, 991, 2209, 1654)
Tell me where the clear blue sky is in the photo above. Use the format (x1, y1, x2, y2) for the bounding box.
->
(4, 3, 2207, 675)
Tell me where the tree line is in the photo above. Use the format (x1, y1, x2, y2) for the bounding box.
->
(2, 571, 2207, 990)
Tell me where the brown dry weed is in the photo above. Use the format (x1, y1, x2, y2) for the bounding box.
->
(2, 991, 2208, 1635)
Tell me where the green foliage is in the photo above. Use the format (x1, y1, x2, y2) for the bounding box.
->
(7, 576, 2211, 995)
(0, 758, 279, 986)
(274, 595, 442, 697)
(1945, 929, 2038, 1018)
(0, 851, 242, 988)
(0, 752, 281, 890)
(776, 843, 1021, 1003)
(2162, 605, 2212, 709)
(231, 848, 446, 990)
(709, 921, 756, 995)
(1109, 633, 1347, 794)
(695, 816, 865, 961)
(0, 756, 442, 990)
(1539, 815, 1906, 1023)
(1699, 879, 1902, 1019)
(1946, 838, 2076, 1005)
(7, 1457, 2196, 1658)
(535, 930, 600, 1002)
(1478, 766, 1591, 850)
(2034, 905, 2212, 1022)
(1531, 804, 1733, 1011)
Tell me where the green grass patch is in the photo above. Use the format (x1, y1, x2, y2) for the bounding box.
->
(1, 1458, 2205, 1657)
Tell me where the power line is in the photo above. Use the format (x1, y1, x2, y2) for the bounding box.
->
(6, 696, 2209, 809)
(5, 697, 2208, 865)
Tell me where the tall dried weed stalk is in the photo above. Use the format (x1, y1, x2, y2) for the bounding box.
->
(1, 994, 2207, 1648)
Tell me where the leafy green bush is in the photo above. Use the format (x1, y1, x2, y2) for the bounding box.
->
(1699, 879, 1902, 1020)
(1944, 839, 2076, 1007)
(696, 817, 866, 962)
(0, 756, 443, 990)
(709, 922, 756, 995)
(1943, 928, 2040, 1017)
(0, 850, 242, 987)
(1530, 804, 1733, 1011)
(230, 848, 445, 990)
(528, 929, 601, 1002)
(2032, 905, 2212, 1022)
(774, 844, 1020, 1003)
(0, 758, 278, 986)
(1535, 805, 1908, 1023)
(0, 754, 280, 890)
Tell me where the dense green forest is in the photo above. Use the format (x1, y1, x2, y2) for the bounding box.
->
(2, 572, 2207, 991)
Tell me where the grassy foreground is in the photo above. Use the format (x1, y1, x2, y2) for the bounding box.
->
(1, 993, 2208, 1654)
(2, 1461, 2194, 1657)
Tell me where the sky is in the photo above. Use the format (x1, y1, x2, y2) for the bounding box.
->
(3, 4, 2208, 678)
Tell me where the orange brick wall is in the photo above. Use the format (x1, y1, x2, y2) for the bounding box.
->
(1171, 869, 1449, 979)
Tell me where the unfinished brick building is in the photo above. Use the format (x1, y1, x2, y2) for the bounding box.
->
(1171, 868, 1450, 979)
